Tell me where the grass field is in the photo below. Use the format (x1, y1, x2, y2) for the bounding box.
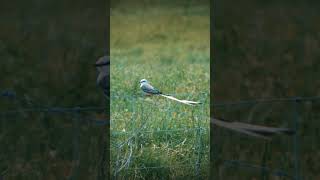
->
(110, 2, 210, 179)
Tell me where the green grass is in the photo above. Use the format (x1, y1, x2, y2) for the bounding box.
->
(110, 2, 210, 179)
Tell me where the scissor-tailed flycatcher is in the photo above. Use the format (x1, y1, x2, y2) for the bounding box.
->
(95, 56, 110, 98)
(139, 79, 201, 105)
(212, 118, 295, 139)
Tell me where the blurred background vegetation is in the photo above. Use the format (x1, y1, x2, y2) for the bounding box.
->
(0, 0, 108, 179)
(213, 0, 320, 179)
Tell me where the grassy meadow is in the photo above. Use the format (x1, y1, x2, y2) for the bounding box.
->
(110, 1, 210, 179)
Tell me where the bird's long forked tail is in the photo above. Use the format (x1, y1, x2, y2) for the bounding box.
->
(212, 118, 295, 140)
(160, 94, 201, 106)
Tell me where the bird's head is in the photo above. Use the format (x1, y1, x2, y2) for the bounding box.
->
(140, 79, 148, 84)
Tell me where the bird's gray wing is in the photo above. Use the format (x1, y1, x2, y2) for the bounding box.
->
(96, 55, 110, 98)
(141, 83, 161, 94)
(97, 73, 109, 97)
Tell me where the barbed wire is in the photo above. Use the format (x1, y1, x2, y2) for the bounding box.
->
(214, 96, 320, 107)
(2, 89, 318, 179)
(111, 127, 208, 135)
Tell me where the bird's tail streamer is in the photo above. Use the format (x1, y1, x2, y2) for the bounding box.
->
(212, 118, 295, 139)
(160, 94, 201, 106)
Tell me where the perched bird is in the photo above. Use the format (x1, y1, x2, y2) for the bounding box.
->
(212, 118, 295, 139)
(139, 79, 201, 105)
(95, 56, 110, 98)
